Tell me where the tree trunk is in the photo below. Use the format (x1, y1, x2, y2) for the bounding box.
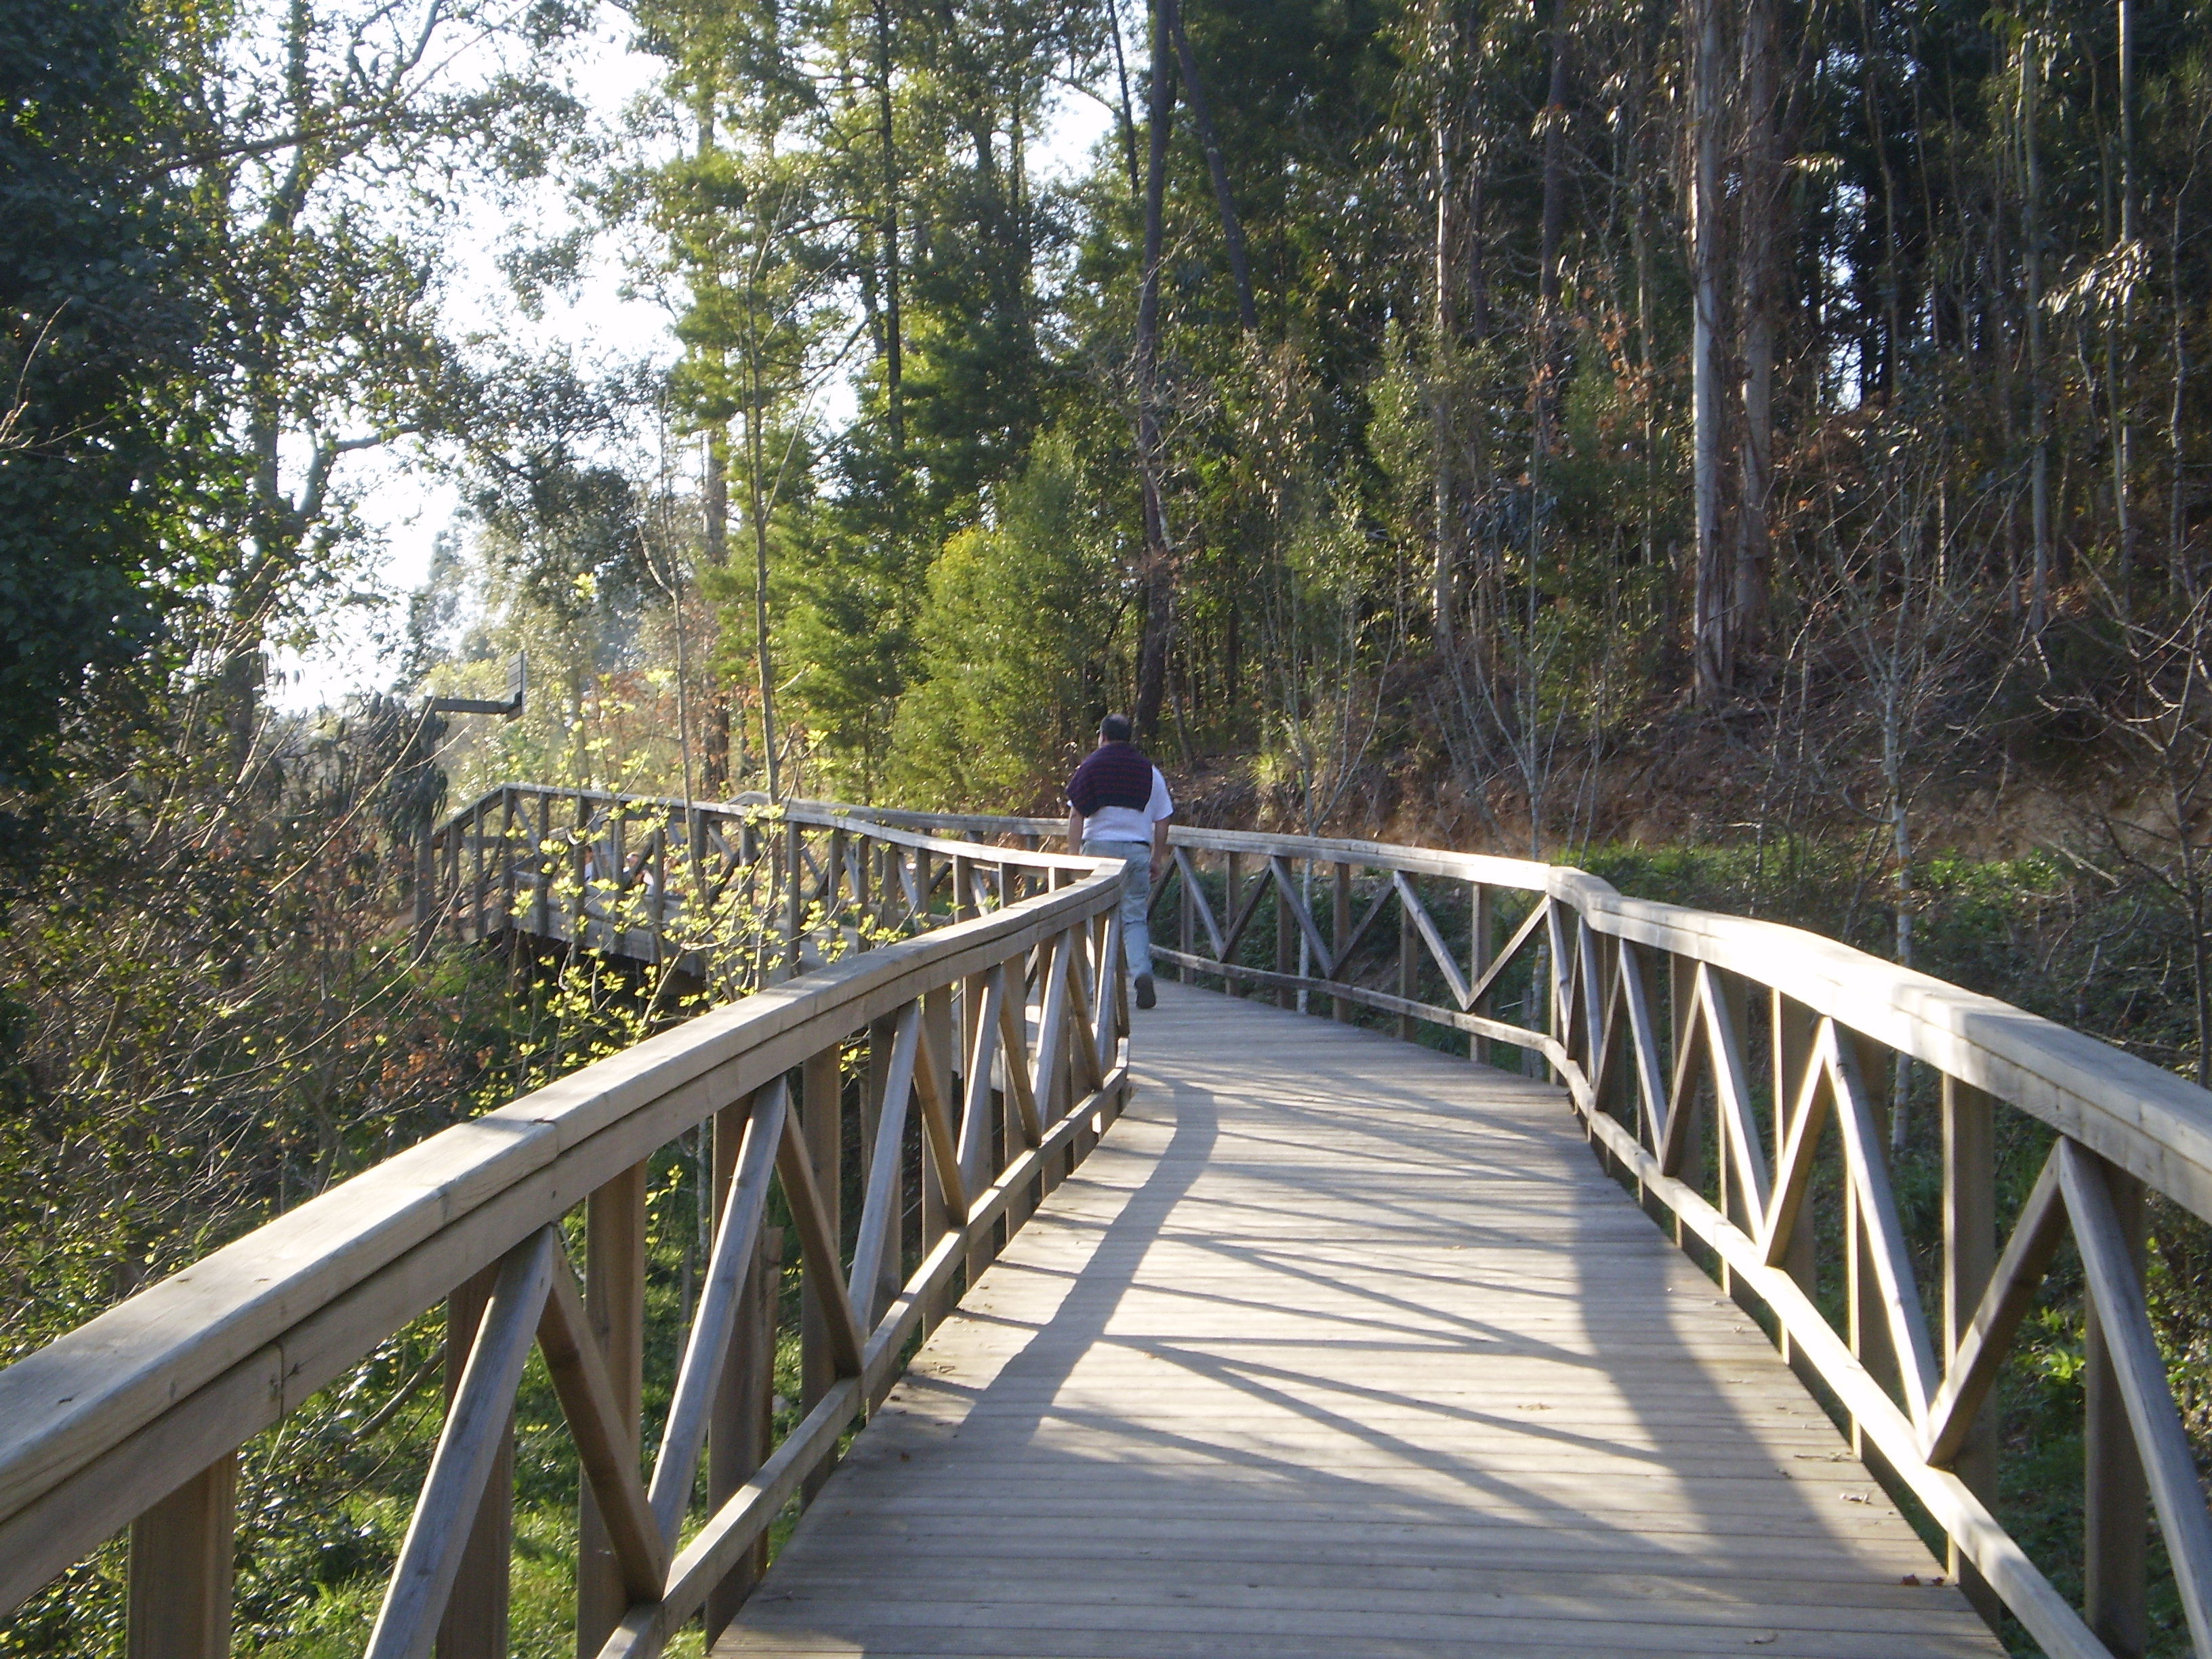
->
(1534, 0, 1571, 454)
(1430, 7, 1457, 653)
(1689, 0, 1729, 701)
(1735, 0, 1777, 655)
(872, 0, 905, 457)
(1132, 0, 1178, 741)
(2023, 37, 2051, 634)
(1167, 0, 1257, 333)
(702, 425, 732, 790)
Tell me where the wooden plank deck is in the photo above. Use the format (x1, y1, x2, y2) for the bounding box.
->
(715, 979, 2003, 1658)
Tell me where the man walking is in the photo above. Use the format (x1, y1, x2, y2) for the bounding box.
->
(1065, 714, 1173, 1010)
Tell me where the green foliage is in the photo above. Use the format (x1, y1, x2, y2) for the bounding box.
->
(0, 0, 210, 804)
(890, 436, 1117, 808)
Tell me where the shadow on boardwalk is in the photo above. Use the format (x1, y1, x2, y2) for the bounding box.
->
(716, 979, 2001, 1659)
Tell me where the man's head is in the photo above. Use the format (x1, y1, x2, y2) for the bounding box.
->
(1097, 713, 1133, 745)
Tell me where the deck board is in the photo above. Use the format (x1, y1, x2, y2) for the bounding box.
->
(714, 980, 2002, 1658)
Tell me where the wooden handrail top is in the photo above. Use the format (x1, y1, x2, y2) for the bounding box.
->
(0, 857, 1120, 1531)
(434, 788, 1107, 874)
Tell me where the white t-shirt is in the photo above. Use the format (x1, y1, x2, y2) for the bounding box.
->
(1082, 767, 1174, 844)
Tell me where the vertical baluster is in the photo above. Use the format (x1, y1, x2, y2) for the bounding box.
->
(1469, 884, 1493, 1062)
(865, 1011, 902, 1312)
(470, 801, 487, 940)
(414, 818, 435, 946)
(610, 804, 630, 952)
(922, 983, 954, 1325)
(438, 1265, 512, 1659)
(1715, 970, 1752, 1303)
(1332, 863, 1353, 1023)
(855, 836, 876, 949)
(533, 792, 552, 939)
(707, 1083, 779, 1641)
(784, 818, 804, 977)
(2085, 1158, 2149, 1658)
(569, 796, 589, 945)
(1179, 851, 1195, 985)
(575, 1162, 644, 1659)
(126, 1454, 234, 1659)
(651, 815, 669, 960)
(1396, 882, 1416, 1041)
(1772, 993, 1818, 1372)
(1275, 859, 1294, 1009)
(799, 1046, 843, 1500)
(499, 789, 518, 943)
(1667, 955, 1699, 1242)
(1846, 1029, 1899, 1464)
(1225, 853, 1243, 995)
(441, 813, 460, 942)
(829, 828, 848, 937)
(1941, 1074, 2000, 1624)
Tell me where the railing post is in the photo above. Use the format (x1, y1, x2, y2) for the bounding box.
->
(1225, 853, 1244, 995)
(1180, 851, 1196, 983)
(922, 983, 954, 1326)
(470, 800, 487, 941)
(499, 788, 518, 941)
(1772, 993, 1818, 1368)
(2084, 1156, 2149, 1658)
(126, 1453, 234, 1659)
(569, 794, 589, 947)
(1469, 883, 1493, 1061)
(1942, 1075, 2001, 1625)
(855, 834, 875, 949)
(1396, 890, 1416, 1041)
(413, 819, 434, 949)
(1667, 956, 1700, 1237)
(1275, 860, 1294, 1010)
(799, 1045, 843, 1500)
(1846, 1029, 1900, 1465)
(575, 1162, 646, 1659)
(441, 814, 461, 942)
(863, 1011, 902, 1313)
(1332, 863, 1353, 1023)
(533, 792, 552, 939)
(438, 1265, 512, 1659)
(708, 1087, 779, 1640)
(783, 818, 804, 977)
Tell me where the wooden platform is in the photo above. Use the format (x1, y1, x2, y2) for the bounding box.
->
(715, 979, 2003, 1658)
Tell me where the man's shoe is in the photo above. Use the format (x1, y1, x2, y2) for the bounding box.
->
(1134, 974, 1158, 1010)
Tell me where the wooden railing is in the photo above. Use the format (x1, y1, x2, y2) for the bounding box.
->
(842, 809, 2212, 1659)
(15, 784, 2212, 1659)
(0, 789, 1130, 1659)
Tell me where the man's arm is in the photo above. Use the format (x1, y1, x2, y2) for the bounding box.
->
(1151, 815, 1170, 876)
(1067, 808, 1084, 855)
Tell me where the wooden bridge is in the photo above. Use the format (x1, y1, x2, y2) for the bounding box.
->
(5, 787, 2212, 1659)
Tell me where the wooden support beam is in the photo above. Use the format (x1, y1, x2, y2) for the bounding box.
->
(1942, 1075, 2000, 1623)
(575, 1162, 646, 1659)
(126, 1454, 234, 1659)
(1469, 883, 1494, 1059)
(649, 1084, 783, 1544)
(372, 1234, 553, 1659)
(2078, 1151, 2150, 1659)
(798, 1043, 844, 1500)
(434, 1262, 514, 1659)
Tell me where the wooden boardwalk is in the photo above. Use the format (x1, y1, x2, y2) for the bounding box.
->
(716, 979, 2003, 1659)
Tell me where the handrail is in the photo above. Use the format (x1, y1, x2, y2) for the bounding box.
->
(811, 802, 2212, 1659)
(0, 791, 1133, 1659)
(15, 785, 2212, 1659)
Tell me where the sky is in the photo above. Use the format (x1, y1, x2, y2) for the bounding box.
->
(269, 9, 1118, 713)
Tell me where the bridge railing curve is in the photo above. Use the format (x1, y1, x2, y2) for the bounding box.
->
(0, 787, 1131, 1659)
(828, 806, 2212, 1659)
